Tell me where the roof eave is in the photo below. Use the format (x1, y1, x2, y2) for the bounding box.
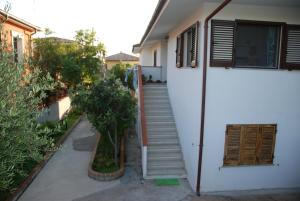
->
(0, 9, 41, 32)
(133, 0, 168, 51)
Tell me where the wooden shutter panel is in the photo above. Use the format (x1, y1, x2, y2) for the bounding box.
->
(224, 124, 276, 166)
(240, 125, 259, 165)
(176, 34, 183, 68)
(224, 125, 241, 165)
(210, 20, 235, 67)
(282, 25, 300, 70)
(257, 125, 276, 164)
(190, 22, 199, 67)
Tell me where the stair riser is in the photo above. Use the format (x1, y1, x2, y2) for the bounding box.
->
(147, 123, 176, 129)
(146, 117, 174, 122)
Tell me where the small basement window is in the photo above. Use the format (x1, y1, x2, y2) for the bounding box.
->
(224, 124, 276, 166)
(235, 22, 280, 68)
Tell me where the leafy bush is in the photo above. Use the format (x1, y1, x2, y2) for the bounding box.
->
(0, 37, 54, 191)
(110, 63, 134, 90)
(72, 76, 136, 167)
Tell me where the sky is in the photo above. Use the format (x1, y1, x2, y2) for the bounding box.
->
(0, 0, 159, 56)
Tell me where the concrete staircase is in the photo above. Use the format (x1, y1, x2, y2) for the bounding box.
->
(143, 84, 186, 178)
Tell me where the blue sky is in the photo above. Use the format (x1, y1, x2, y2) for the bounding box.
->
(0, 0, 159, 55)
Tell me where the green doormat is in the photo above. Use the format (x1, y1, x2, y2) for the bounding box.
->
(154, 178, 180, 186)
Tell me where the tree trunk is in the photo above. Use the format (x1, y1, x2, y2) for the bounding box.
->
(114, 125, 118, 166)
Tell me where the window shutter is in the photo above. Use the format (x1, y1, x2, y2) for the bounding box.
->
(224, 125, 241, 166)
(257, 125, 276, 164)
(224, 124, 276, 166)
(210, 20, 235, 67)
(191, 22, 199, 67)
(176, 34, 183, 68)
(240, 125, 259, 165)
(282, 25, 300, 70)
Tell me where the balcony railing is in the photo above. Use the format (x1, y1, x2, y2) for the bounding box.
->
(140, 65, 163, 82)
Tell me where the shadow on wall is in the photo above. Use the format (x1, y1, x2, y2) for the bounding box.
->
(38, 96, 71, 123)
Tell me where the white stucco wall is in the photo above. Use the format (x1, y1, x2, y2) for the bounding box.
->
(139, 41, 168, 81)
(166, 2, 300, 192)
(139, 42, 161, 67)
(38, 96, 71, 122)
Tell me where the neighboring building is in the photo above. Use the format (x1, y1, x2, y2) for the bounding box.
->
(133, 0, 300, 194)
(105, 52, 139, 69)
(0, 9, 41, 62)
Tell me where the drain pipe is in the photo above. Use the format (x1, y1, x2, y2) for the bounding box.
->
(196, 0, 232, 196)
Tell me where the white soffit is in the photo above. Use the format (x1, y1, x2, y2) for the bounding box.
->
(144, 0, 300, 45)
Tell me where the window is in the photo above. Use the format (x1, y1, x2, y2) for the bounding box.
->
(11, 31, 23, 63)
(210, 20, 300, 70)
(153, 50, 157, 66)
(235, 22, 280, 68)
(224, 124, 276, 166)
(13, 36, 19, 63)
(176, 22, 199, 68)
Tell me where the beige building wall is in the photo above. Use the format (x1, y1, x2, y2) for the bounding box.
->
(106, 60, 139, 70)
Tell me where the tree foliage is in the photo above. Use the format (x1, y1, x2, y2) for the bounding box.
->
(0, 34, 54, 191)
(72, 76, 136, 165)
(110, 63, 134, 90)
(33, 29, 106, 89)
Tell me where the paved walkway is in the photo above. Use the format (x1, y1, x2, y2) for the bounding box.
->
(19, 118, 120, 201)
(18, 118, 300, 201)
(190, 192, 300, 201)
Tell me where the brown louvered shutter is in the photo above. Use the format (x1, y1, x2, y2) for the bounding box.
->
(190, 22, 199, 67)
(210, 20, 235, 67)
(224, 125, 241, 166)
(176, 34, 183, 68)
(282, 25, 300, 70)
(257, 125, 276, 164)
(240, 125, 259, 165)
(224, 124, 276, 166)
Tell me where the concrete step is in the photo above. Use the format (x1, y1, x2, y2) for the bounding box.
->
(148, 160, 185, 170)
(148, 144, 181, 152)
(148, 132, 178, 139)
(143, 96, 169, 100)
(146, 115, 174, 122)
(148, 138, 179, 145)
(147, 127, 177, 133)
(147, 121, 176, 128)
(148, 151, 182, 160)
(147, 168, 187, 178)
(144, 100, 170, 105)
(144, 89, 168, 94)
(145, 107, 173, 116)
(144, 84, 167, 89)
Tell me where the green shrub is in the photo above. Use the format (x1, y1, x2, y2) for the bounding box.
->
(110, 63, 134, 90)
(0, 36, 54, 191)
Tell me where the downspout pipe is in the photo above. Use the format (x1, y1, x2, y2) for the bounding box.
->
(196, 0, 232, 196)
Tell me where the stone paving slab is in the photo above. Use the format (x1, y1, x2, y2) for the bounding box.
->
(18, 118, 120, 201)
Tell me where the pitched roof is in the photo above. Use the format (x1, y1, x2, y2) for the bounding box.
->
(0, 9, 41, 31)
(37, 37, 75, 44)
(105, 52, 139, 61)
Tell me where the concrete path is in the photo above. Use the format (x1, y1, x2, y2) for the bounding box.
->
(19, 118, 120, 201)
(190, 191, 300, 201)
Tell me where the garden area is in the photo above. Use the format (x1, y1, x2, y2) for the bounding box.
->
(0, 6, 137, 199)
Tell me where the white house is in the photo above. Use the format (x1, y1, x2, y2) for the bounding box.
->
(133, 0, 300, 194)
